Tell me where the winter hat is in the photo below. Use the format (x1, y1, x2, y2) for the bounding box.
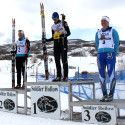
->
(101, 16, 110, 22)
(52, 12, 59, 19)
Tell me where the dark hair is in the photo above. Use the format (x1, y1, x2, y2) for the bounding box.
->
(18, 30, 25, 38)
(18, 30, 24, 33)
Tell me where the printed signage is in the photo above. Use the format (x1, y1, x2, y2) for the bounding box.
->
(82, 105, 116, 125)
(0, 90, 17, 113)
(31, 85, 60, 119)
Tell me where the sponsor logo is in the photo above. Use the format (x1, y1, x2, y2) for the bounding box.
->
(37, 96, 58, 113)
(4, 99, 15, 111)
(95, 111, 111, 123)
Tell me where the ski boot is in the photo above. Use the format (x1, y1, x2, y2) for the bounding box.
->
(62, 77, 68, 82)
(52, 77, 61, 82)
(100, 95, 108, 102)
(105, 94, 113, 102)
(21, 84, 25, 89)
(15, 84, 21, 89)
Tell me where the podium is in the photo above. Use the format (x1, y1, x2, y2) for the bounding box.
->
(0, 79, 125, 124)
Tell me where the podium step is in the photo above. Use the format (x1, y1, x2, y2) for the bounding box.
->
(117, 116, 125, 125)
(0, 88, 30, 94)
(70, 99, 125, 109)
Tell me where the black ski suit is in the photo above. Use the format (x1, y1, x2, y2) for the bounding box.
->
(47, 20, 71, 78)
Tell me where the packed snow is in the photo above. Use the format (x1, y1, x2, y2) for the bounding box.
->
(0, 55, 125, 125)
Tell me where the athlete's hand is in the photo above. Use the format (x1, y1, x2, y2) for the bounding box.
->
(25, 54, 28, 60)
(10, 50, 16, 55)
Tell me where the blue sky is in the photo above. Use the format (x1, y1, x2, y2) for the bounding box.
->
(0, 0, 125, 44)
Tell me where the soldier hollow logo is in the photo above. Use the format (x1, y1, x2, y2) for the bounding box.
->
(95, 111, 111, 123)
(37, 96, 58, 113)
(4, 99, 15, 111)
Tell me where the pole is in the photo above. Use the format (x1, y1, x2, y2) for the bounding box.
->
(40, 3, 49, 80)
(12, 18, 16, 88)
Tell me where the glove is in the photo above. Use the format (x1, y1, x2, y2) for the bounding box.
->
(41, 38, 46, 42)
(24, 54, 28, 60)
(10, 50, 16, 55)
(53, 31, 62, 39)
(45, 38, 49, 42)
(116, 52, 119, 57)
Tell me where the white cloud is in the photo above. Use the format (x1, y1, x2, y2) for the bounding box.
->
(0, 0, 125, 44)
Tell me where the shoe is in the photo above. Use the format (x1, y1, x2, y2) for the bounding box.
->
(62, 77, 68, 82)
(52, 77, 61, 82)
(105, 94, 113, 102)
(21, 84, 25, 89)
(15, 84, 21, 89)
(100, 95, 108, 102)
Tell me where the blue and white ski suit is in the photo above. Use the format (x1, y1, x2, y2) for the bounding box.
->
(95, 27, 119, 96)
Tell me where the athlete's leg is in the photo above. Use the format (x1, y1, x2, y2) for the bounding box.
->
(97, 53, 107, 96)
(106, 52, 116, 97)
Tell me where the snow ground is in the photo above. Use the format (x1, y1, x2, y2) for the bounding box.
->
(0, 57, 94, 125)
(0, 56, 125, 125)
(0, 111, 86, 125)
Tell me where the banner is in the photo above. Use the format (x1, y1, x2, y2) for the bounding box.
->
(31, 85, 60, 119)
(0, 90, 17, 113)
(82, 105, 116, 125)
